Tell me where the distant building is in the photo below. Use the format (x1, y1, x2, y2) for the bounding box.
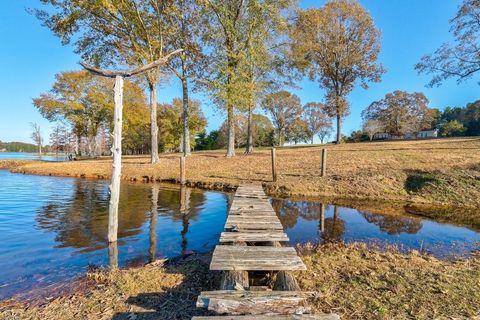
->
(373, 129, 438, 141)
(0, 148, 6, 152)
(416, 129, 438, 139)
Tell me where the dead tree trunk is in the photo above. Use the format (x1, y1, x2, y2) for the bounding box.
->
(81, 49, 183, 244)
(108, 75, 124, 243)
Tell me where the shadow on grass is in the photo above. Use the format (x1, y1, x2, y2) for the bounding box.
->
(404, 170, 439, 193)
(112, 254, 219, 320)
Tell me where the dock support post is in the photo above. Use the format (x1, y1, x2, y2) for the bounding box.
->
(321, 148, 327, 177)
(271, 147, 277, 182)
(180, 156, 186, 185)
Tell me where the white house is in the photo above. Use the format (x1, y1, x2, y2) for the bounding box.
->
(373, 129, 438, 140)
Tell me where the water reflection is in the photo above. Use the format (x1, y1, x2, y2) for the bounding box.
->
(360, 211, 422, 235)
(0, 170, 227, 299)
(272, 198, 480, 258)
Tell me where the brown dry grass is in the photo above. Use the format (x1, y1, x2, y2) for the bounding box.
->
(0, 254, 218, 320)
(298, 243, 480, 320)
(1, 245, 479, 320)
(2, 138, 480, 208)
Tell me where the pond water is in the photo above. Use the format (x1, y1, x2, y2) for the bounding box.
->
(0, 152, 67, 161)
(0, 170, 479, 300)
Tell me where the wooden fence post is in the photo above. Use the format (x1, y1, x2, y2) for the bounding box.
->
(321, 148, 327, 177)
(180, 156, 186, 185)
(271, 147, 277, 182)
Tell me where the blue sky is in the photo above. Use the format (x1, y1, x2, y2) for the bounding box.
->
(0, 0, 478, 144)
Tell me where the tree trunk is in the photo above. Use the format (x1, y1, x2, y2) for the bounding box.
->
(108, 76, 124, 243)
(278, 128, 285, 146)
(149, 83, 160, 164)
(76, 135, 81, 156)
(245, 105, 253, 154)
(336, 114, 342, 144)
(149, 186, 159, 263)
(181, 77, 191, 156)
(226, 103, 235, 157)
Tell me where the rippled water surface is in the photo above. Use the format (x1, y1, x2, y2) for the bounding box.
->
(0, 170, 479, 299)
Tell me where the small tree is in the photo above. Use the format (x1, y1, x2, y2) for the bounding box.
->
(261, 91, 303, 146)
(290, 0, 384, 143)
(303, 102, 332, 144)
(286, 118, 309, 144)
(30, 122, 43, 154)
(318, 124, 333, 144)
(362, 119, 383, 141)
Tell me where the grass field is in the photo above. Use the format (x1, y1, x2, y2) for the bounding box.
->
(1, 244, 478, 320)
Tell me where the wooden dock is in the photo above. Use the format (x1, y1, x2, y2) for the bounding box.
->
(193, 184, 339, 320)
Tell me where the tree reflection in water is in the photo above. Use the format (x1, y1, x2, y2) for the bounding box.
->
(35, 180, 151, 253)
(359, 211, 422, 235)
(273, 198, 424, 245)
(322, 206, 346, 243)
(35, 180, 207, 263)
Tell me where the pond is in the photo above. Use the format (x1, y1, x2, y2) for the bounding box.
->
(0, 170, 479, 300)
(0, 152, 67, 161)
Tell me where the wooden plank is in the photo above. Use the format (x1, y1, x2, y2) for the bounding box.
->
(219, 232, 289, 243)
(226, 218, 282, 224)
(210, 246, 306, 271)
(224, 224, 284, 231)
(196, 290, 314, 315)
(192, 315, 340, 320)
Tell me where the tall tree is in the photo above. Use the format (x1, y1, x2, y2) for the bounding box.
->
(166, 0, 207, 155)
(261, 91, 302, 146)
(302, 102, 332, 144)
(30, 122, 43, 154)
(416, 0, 480, 86)
(290, 0, 384, 143)
(35, 0, 180, 163)
(362, 91, 433, 135)
(200, 0, 294, 157)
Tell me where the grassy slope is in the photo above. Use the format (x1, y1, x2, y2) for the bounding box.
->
(2, 138, 479, 208)
(1, 245, 479, 320)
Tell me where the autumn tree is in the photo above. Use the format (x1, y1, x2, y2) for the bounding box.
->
(302, 102, 332, 144)
(416, 0, 480, 86)
(286, 118, 309, 144)
(290, 0, 384, 143)
(362, 119, 383, 141)
(261, 91, 302, 146)
(33, 71, 150, 157)
(166, 0, 207, 155)
(362, 91, 433, 135)
(218, 113, 274, 148)
(158, 98, 207, 152)
(30, 122, 43, 154)
(200, 0, 294, 157)
(35, 0, 181, 164)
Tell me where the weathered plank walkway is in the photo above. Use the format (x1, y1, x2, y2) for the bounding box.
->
(192, 184, 339, 320)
